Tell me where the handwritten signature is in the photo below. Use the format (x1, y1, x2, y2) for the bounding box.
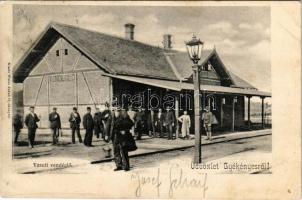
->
(131, 164, 208, 198)
(131, 168, 161, 197)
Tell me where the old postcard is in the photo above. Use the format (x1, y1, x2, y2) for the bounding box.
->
(0, 1, 301, 199)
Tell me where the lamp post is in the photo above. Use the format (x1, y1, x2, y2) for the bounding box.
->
(185, 35, 204, 164)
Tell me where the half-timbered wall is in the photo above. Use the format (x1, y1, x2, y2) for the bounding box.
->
(24, 37, 110, 128)
(187, 61, 221, 86)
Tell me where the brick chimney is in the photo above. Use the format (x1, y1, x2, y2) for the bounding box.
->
(124, 23, 135, 40)
(163, 34, 172, 49)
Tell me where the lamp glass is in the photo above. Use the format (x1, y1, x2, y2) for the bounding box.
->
(185, 35, 204, 64)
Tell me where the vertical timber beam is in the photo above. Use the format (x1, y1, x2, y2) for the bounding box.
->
(261, 96, 265, 128)
(247, 96, 251, 129)
(75, 73, 78, 108)
(231, 96, 235, 132)
(23, 80, 25, 115)
(220, 96, 224, 128)
(47, 76, 50, 114)
(60, 38, 64, 73)
(175, 95, 179, 139)
(109, 78, 113, 107)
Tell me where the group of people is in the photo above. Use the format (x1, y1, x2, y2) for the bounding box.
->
(13, 104, 216, 171)
(50, 105, 115, 147)
(130, 107, 180, 140)
(13, 105, 217, 148)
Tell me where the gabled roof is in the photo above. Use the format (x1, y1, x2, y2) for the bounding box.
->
(166, 49, 257, 89)
(13, 22, 257, 91)
(14, 22, 179, 82)
(164, 50, 214, 79)
(228, 71, 256, 89)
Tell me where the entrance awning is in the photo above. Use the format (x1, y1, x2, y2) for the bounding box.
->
(181, 82, 271, 97)
(105, 74, 271, 97)
(105, 74, 183, 91)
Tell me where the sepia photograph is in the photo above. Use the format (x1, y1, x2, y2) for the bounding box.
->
(0, 1, 300, 199)
(12, 4, 272, 175)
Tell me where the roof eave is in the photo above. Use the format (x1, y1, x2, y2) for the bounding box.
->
(13, 23, 56, 83)
(51, 24, 115, 74)
(13, 23, 119, 83)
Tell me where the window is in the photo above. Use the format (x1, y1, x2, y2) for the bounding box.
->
(207, 62, 212, 71)
(64, 49, 68, 55)
(56, 50, 60, 56)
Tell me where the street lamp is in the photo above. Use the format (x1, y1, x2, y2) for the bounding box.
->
(185, 35, 204, 164)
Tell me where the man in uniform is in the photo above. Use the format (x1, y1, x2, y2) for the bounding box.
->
(83, 107, 94, 146)
(164, 107, 175, 140)
(94, 107, 104, 139)
(24, 106, 40, 148)
(49, 107, 61, 145)
(13, 109, 23, 144)
(202, 106, 214, 141)
(69, 107, 82, 144)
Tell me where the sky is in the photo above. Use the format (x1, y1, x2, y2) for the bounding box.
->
(13, 5, 271, 92)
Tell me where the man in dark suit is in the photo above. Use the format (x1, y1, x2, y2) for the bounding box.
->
(111, 108, 134, 171)
(69, 107, 82, 144)
(94, 107, 104, 139)
(164, 107, 175, 140)
(83, 107, 94, 146)
(24, 106, 40, 148)
(133, 108, 147, 140)
(49, 107, 61, 145)
(154, 108, 165, 138)
(147, 109, 155, 137)
(13, 109, 23, 144)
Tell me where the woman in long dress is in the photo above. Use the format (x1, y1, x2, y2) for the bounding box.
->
(178, 111, 191, 139)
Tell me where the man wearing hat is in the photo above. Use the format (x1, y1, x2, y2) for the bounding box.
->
(83, 107, 94, 146)
(94, 107, 104, 139)
(164, 107, 175, 140)
(24, 106, 40, 148)
(69, 107, 82, 144)
(49, 107, 61, 145)
(133, 107, 147, 140)
(13, 109, 23, 144)
(102, 102, 112, 142)
(202, 106, 214, 141)
(154, 108, 165, 138)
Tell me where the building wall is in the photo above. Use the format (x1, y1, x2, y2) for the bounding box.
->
(186, 93, 245, 134)
(219, 95, 245, 129)
(23, 37, 110, 128)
